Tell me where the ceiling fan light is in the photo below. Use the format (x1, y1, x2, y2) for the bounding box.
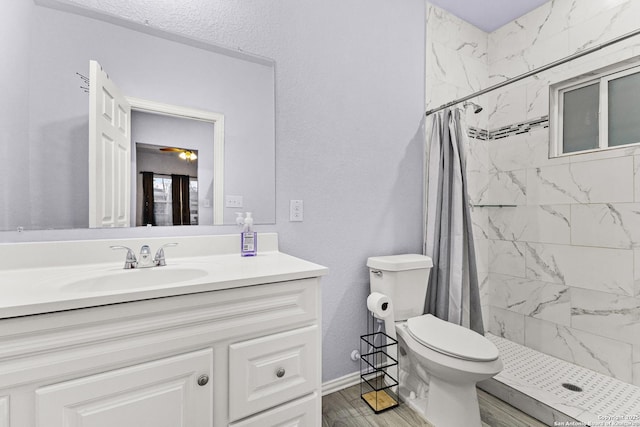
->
(190, 153, 198, 160)
(179, 152, 187, 160)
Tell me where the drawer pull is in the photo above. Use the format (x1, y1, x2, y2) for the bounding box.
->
(197, 374, 209, 386)
(275, 368, 286, 378)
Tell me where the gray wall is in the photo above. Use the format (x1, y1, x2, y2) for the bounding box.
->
(5, 0, 426, 382)
(1, 1, 33, 231)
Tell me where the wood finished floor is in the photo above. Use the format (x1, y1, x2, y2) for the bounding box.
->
(322, 384, 547, 427)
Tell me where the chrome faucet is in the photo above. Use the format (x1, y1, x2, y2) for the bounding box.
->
(154, 243, 178, 266)
(110, 245, 138, 269)
(111, 243, 178, 269)
(138, 245, 153, 268)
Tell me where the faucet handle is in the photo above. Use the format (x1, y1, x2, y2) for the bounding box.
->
(110, 245, 138, 269)
(154, 243, 178, 266)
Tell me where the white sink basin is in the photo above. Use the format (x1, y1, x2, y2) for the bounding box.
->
(62, 267, 209, 293)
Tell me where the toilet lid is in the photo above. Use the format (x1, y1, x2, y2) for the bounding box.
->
(407, 314, 499, 362)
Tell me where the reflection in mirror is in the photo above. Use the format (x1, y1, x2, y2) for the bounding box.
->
(0, 0, 276, 232)
(135, 143, 199, 227)
(131, 110, 217, 227)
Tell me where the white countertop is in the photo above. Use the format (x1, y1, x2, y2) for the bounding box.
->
(0, 234, 327, 319)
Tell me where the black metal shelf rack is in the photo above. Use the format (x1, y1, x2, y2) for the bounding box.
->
(359, 330, 399, 413)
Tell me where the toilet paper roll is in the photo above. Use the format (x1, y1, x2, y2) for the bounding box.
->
(367, 292, 391, 319)
(367, 292, 398, 393)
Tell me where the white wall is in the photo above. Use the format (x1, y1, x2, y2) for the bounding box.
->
(4, 0, 427, 382)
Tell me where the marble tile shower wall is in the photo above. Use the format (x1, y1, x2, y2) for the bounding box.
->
(425, 4, 488, 130)
(427, 0, 640, 386)
(481, 0, 640, 386)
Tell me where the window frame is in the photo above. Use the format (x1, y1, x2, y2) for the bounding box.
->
(550, 62, 640, 158)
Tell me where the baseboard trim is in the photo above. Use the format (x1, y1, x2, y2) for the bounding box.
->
(321, 371, 360, 396)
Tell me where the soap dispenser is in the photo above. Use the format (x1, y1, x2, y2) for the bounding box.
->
(240, 212, 257, 257)
(235, 212, 245, 226)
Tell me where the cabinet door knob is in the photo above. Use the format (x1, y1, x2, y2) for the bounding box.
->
(197, 374, 209, 386)
(276, 368, 285, 378)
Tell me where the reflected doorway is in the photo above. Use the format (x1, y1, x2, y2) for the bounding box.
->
(128, 98, 225, 227)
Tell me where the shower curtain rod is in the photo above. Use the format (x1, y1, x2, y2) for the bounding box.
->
(425, 27, 640, 116)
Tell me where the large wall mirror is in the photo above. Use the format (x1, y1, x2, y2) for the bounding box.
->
(0, 0, 276, 231)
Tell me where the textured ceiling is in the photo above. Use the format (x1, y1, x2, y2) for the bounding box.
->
(428, 0, 551, 32)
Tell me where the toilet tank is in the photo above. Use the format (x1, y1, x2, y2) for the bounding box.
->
(367, 254, 433, 321)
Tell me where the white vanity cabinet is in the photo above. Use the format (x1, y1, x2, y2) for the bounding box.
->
(0, 277, 322, 427)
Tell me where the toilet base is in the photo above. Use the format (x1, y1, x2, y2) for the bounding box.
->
(425, 375, 482, 427)
(394, 320, 502, 427)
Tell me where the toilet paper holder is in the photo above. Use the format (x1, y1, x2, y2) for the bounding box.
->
(359, 312, 399, 414)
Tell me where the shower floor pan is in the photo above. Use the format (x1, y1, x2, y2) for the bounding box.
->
(479, 334, 640, 426)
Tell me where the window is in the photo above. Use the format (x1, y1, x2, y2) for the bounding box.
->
(151, 175, 198, 226)
(153, 176, 173, 226)
(550, 63, 640, 157)
(189, 179, 199, 225)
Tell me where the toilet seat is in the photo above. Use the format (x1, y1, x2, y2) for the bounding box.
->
(406, 314, 499, 362)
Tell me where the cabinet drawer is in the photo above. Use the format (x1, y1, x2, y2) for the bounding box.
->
(229, 392, 319, 427)
(229, 325, 319, 421)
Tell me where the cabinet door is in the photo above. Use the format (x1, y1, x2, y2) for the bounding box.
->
(36, 349, 212, 427)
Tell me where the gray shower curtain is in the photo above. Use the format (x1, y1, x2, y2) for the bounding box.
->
(424, 108, 484, 334)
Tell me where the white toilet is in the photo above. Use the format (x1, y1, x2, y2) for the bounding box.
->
(367, 254, 502, 427)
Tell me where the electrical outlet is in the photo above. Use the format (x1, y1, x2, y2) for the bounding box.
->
(225, 195, 243, 208)
(290, 200, 303, 222)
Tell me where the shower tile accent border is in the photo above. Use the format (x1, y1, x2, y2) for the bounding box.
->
(467, 126, 490, 140)
(467, 115, 549, 142)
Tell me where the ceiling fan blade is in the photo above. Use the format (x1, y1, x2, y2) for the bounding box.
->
(159, 147, 184, 152)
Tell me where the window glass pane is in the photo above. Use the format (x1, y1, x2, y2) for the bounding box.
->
(562, 83, 599, 153)
(609, 71, 640, 147)
(189, 178, 198, 225)
(153, 176, 173, 226)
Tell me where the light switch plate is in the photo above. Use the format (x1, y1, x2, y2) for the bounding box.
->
(225, 195, 243, 208)
(290, 200, 303, 222)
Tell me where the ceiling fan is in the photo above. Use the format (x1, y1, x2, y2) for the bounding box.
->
(159, 147, 198, 161)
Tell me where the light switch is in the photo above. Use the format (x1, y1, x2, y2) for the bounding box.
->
(290, 200, 303, 222)
(225, 195, 243, 208)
